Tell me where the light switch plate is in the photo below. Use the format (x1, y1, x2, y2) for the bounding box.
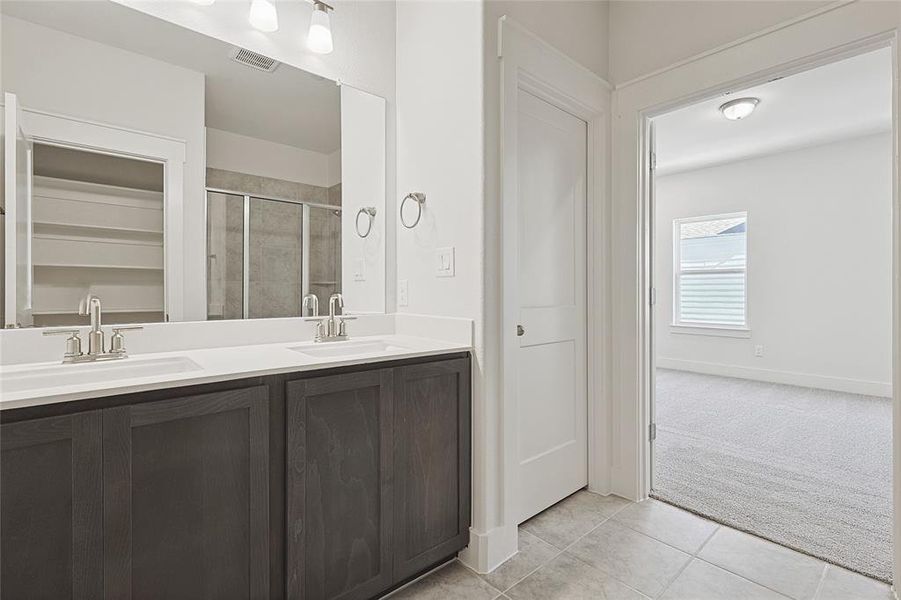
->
(436, 247, 455, 277)
(353, 258, 365, 282)
(398, 279, 409, 307)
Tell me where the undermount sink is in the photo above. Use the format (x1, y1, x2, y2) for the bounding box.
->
(1, 356, 202, 394)
(289, 339, 411, 359)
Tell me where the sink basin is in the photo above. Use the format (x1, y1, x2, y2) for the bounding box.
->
(1, 356, 202, 394)
(289, 340, 411, 359)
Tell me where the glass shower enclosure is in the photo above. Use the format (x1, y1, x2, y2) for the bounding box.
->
(206, 189, 341, 320)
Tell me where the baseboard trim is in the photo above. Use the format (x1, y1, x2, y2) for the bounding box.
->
(457, 523, 518, 574)
(656, 357, 892, 398)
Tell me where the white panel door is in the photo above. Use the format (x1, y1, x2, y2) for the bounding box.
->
(3, 92, 33, 328)
(515, 89, 588, 523)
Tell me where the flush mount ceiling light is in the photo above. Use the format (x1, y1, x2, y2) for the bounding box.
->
(719, 97, 760, 121)
(307, 1, 334, 55)
(188, 0, 215, 5)
(249, 0, 279, 32)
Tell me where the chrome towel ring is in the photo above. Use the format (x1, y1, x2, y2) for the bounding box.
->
(400, 192, 426, 229)
(355, 206, 377, 238)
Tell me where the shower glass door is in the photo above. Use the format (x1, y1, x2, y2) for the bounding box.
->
(207, 190, 340, 320)
(206, 191, 244, 320)
(247, 197, 303, 318)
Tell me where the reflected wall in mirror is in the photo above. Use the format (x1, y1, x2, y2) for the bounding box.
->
(0, 0, 386, 328)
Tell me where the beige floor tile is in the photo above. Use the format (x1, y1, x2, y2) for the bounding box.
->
(566, 520, 691, 598)
(815, 566, 892, 600)
(698, 528, 825, 600)
(661, 559, 789, 600)
(480, 529, 561, 592)
(506, 553, 650, 600)
(520, 490, 632, 549)
(388, 561, 502, 600)
(613, 499, 718, 554)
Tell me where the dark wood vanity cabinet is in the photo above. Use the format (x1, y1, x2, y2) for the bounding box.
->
(393, 359, 471, 582)
(0, 411, 103, 600)
(101, 386, 271, 600)
(286, 370, 395, 600)
(0, 353, 471, 600)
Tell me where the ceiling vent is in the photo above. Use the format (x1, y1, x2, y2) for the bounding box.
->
(229, 47, 279, 73)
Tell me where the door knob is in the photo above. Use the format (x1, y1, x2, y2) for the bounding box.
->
(516, 325, 525, 337)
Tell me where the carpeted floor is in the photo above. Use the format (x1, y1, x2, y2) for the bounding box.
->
(652, 368, 893, 582)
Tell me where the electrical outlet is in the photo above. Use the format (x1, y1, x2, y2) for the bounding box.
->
(398, 279, 409, 307)
(353, 258, 365, 282)
(755, 344, 764, 358)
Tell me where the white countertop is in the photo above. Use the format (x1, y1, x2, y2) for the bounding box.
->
(0, 334, 471, 411)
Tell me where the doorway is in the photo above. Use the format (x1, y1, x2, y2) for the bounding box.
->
(648, 47, 893, 581)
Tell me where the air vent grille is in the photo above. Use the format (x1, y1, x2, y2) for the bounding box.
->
(229, 47, 279, 73)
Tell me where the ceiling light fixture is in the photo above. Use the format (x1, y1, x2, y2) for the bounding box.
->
(307, 1, 334, 55)
(719, 97, 760, 121)
(188, 0, 216, 5)
(249, 0, 279, 32)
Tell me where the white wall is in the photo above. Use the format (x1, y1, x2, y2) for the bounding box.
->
(341, 86, 386, 314)
(654, 133, 893, 396)
(394, 0, 487, 562)
(1, 15, 207, 319)
(609, 0, 830, 85)
(655, 133, 892, 396)
(206, 127, 334, 188)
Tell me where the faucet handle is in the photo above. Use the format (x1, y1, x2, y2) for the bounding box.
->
(109, 326, 143, 355)
(42, 329, 84, 358)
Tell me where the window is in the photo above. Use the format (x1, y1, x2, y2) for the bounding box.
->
(673, 212, 748, 329)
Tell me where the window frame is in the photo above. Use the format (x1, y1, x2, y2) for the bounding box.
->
(671, 211, 750, 335)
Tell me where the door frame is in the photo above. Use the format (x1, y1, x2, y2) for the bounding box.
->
(610, 0, 900, 582)
(17, 106, 187, 321)
(498, 15, 611, 556)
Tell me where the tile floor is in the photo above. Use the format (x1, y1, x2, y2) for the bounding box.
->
(385, 490, 893, 600)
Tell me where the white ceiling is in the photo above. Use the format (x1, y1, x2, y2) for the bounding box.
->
(653, 47, 892, 175)
(1, 0, 340, 153)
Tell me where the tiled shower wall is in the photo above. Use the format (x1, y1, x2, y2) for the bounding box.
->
(206, 168, 342, 320)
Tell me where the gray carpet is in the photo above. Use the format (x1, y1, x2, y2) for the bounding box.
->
(652, 368, 893, 582)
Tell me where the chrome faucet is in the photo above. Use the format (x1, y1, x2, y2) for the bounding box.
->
(79, 294, 104, 356)
(327, 293, 344, 338)
(302, 294, 319, 317)
(43, 295, 142, 363)
(303, 293, 355, 343)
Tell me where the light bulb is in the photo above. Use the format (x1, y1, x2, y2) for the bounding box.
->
(249, 0, 278, 33)
(307, 3, 333, 54)
(719, 97, 759, 121)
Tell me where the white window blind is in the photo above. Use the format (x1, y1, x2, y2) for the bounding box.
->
(674, 213, 748, 328)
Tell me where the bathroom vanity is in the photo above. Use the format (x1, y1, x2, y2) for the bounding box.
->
(0, 345, 471, 600)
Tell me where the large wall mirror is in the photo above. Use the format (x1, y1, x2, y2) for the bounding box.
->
(0, 0, 386, 328)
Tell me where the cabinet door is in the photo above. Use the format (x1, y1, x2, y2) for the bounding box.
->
(102, 386, 270, 600)
(1, 412, 103, 599)
(393, 358, 471, 581)
(286, 370, 394, 600)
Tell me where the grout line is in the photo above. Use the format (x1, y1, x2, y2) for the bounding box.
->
(811, 564, 829, 600)
(691, 556, 795, 600)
